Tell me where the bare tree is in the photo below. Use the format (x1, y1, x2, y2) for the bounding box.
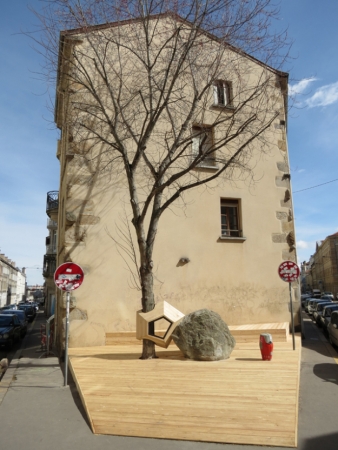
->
(32, 0, 290, 358)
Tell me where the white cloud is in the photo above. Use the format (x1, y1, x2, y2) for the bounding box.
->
(297, 240, 310, 249)
(289, 78, 317, 96)
(305, 81, 338, 108)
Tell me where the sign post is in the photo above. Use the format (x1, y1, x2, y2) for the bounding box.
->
(54, 262, 84, 386)
(278, 261, 300, 350)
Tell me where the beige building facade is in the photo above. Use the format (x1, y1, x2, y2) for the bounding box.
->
(52, 14, 299, 351)
(303, 233, 338, 296)
(0, 254, 26, 307)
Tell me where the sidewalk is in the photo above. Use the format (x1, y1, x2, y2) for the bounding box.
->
(0, 310, 337, 450)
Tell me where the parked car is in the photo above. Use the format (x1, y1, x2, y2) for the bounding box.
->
(0, 304, 18, 311)
(304, 298, 318, 313)
(321, 292, 334, 300)
(0, 309, 28, 337)
(320, 304, 338, 331)
(301, 294, 311, 307)
(307, 299, 331, 315)
(17, 304, 36, 322)
(313, 301, 334, 323)
(303, 298, 315, 311)
(0, 314, 22, 349)
(312, 289, 322, 299)
(327, 311, 338, 348)
(320, 295, 333, 301)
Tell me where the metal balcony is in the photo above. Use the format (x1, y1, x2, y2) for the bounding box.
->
(47, 218, 58, 229)
(46, 244, 57, 255)
(43, 254, 56, 278)
(46, 191, 59, 220)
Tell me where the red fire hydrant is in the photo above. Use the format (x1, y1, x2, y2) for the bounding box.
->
(259, 333, 273, 361)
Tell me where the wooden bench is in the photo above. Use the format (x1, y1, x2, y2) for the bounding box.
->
(229, 322, 289, 343)
(106, 322, 289, 345)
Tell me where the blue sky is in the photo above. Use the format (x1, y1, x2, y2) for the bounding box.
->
(0, 0, 59, 285)
(278, 1, 338, 264)
(0, 0, 338, 284)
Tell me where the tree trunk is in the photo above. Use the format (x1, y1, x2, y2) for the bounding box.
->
(140, 263, 157, 359)
(141, 338, 157, 359)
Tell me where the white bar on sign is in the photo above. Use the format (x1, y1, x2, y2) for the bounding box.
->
(58, 274, 80, 281)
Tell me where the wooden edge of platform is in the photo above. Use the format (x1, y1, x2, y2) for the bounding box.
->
(294, 337, 302, 447)
(69, 360, 96, 433)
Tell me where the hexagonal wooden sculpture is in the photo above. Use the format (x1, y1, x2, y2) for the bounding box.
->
(136, 301, 185, 348)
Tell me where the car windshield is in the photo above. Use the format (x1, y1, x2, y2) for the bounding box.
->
(0, 316, 13, 327)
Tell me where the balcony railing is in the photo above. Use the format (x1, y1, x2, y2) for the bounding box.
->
(46, 244, 57, 255)
(47, 218, 58, 229)
(46, 191, 59, 216)
(43, 254, 56, 278)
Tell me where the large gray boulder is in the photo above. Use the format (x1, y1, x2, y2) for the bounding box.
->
(172, 309, 236, 361)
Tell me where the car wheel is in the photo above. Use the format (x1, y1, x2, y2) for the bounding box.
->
(6, 339, 13, 350)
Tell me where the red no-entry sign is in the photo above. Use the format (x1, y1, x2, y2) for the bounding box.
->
(54, 262, 84, 291)
(278, 260, 300, 352)
(278, 261, 300, 282)
(54, 262, 84, 387)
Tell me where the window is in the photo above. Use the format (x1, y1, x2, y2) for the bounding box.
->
(220, 199, 241, 237)
(192, 125, 216, 167)
(213, 80, 231, 107)
(52, 231, 57, 253)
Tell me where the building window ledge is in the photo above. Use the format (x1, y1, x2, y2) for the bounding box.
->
(194, 164, 219, 172)
(210, 104, 235, 111)
(218, 236, 247, 242)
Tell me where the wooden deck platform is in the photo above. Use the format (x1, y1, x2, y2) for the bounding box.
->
(69, 331, 301, 447)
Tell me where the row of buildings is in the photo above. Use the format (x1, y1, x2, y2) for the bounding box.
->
(301, 232, 338, 296)
(0, 254, 27, 307)
(42, 12, 300, 354)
